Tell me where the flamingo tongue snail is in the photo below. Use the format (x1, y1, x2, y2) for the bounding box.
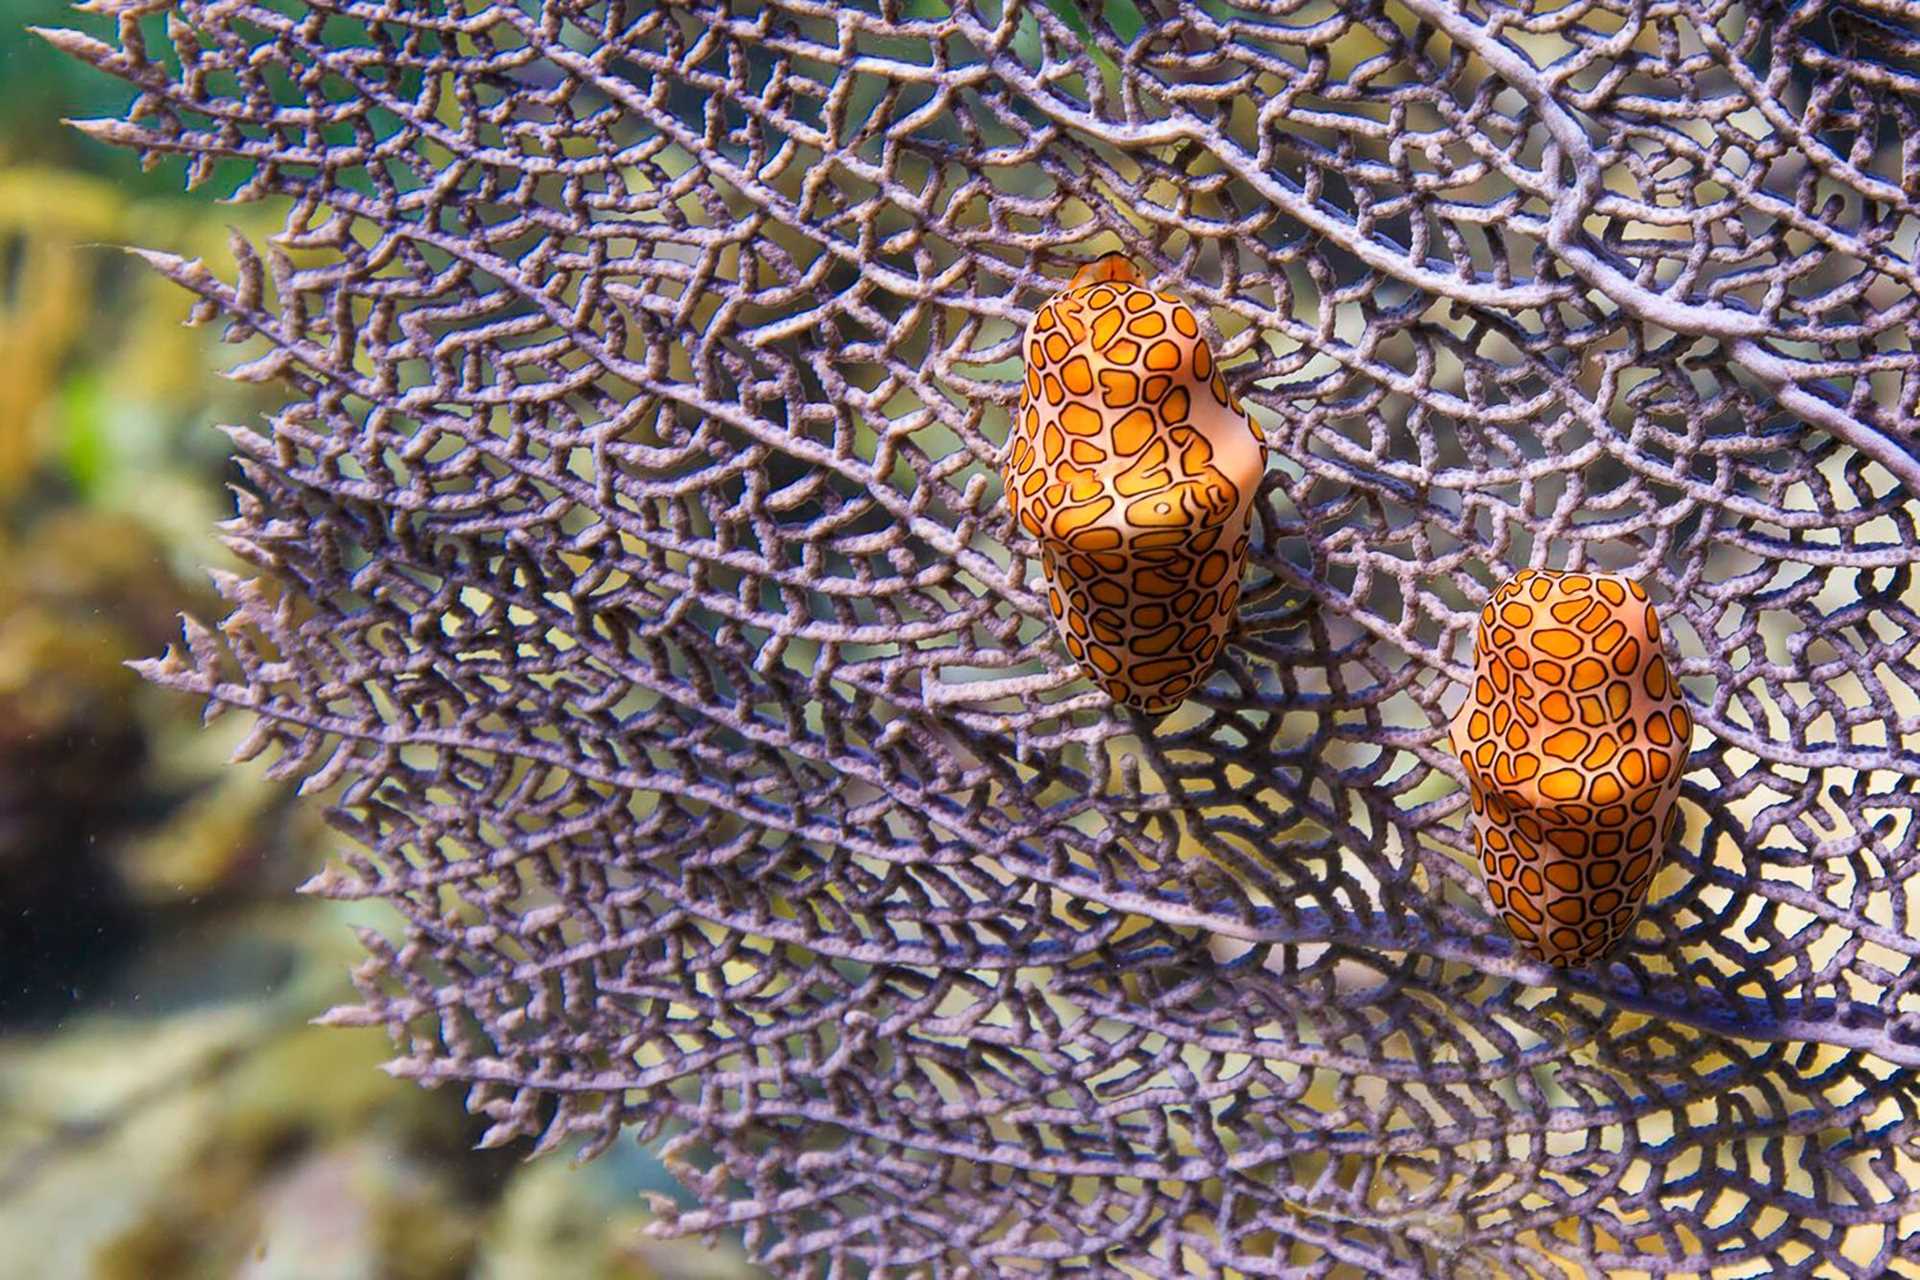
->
(1451, 570, 1691, 965)
(1004, 255, 1265, 713)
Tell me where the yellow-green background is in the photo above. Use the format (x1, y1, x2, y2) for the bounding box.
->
(0, 9, 760, 1277)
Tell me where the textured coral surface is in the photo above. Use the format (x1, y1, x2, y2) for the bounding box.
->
(50, 0, 1920, 1273)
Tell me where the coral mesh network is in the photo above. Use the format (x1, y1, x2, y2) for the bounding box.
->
(1012, 255, 1690, 966)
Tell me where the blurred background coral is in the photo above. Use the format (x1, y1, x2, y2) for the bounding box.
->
(0, 7, 758, 1276)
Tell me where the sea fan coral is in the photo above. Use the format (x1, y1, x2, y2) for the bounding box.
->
(50, 0, 1920, 1273)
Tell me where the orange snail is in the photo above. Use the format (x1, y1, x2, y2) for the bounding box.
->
(1451, 570, 1690, 965)
(1004, 255, 1265, 712)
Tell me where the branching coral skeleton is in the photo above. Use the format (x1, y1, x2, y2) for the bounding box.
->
(46, 0, 1920, 1273)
